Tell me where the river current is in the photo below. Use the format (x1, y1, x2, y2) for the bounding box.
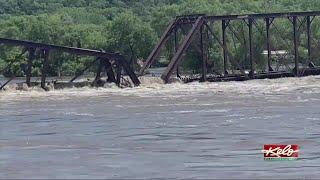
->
(1, 76, 320, 179)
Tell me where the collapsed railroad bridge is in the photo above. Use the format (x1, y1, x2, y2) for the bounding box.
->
(0, 38, 140, 91)
(2, 11, 320, 91)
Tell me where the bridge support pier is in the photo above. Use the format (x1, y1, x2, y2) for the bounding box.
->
(200, 24, 207, 82)
(41, 49, 50, 91)
(106, 61, 116, 83)
(292, 16, 299, 76)
(306, 16, 315, 68)
(26, 47, 35, 87)
(94, 58, 104, 86)
(93, 58, 117, 87)
(265, 18, 274, 73)
(248, 18, 254, 78)
(222, 20, 229, 76)
(116, 61, 122, 87)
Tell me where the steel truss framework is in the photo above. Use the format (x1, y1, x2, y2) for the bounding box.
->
(140, 11, 320, 83)
(0, 38, 140, 90)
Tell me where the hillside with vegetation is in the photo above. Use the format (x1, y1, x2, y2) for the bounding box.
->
(0, 0, 320, 77)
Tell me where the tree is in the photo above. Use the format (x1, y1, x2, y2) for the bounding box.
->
(108, 12, 156, 69)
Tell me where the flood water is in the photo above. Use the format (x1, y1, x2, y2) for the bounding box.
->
(1, 76, 320, 179)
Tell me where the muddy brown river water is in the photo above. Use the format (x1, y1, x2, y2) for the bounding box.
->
(1, 76, 320, 179)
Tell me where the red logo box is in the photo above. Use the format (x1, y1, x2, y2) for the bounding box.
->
(262, 144, 299, 161)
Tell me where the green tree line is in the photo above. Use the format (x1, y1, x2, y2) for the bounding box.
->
(0, 0, 320, 77)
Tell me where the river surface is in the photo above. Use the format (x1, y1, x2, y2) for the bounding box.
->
(1, 76, 320, 179)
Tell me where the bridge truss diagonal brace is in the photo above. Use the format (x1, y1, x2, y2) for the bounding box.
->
(117, 55, 141, 86)
(204, 21, 247, 77)
(161, 16, 205, 83)
(41, 49, 50, 91)
(139, 20, 178, 76)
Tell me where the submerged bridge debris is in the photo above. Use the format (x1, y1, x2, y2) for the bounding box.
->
(140, 11, 320, 83)
(0, 38, 140, 91)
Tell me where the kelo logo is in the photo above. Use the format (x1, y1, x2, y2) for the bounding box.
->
(262, 145, 299, 161)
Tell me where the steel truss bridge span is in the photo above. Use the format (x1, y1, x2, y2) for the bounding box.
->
(140, 11, 320, 83)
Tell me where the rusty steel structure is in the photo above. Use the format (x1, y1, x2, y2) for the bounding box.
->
(140, 11, 320, 83)
(0, 38, 140, 90)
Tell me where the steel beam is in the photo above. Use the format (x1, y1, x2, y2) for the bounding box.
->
(293, 16, 299, 76)
(26, 47, 35, 87)
(174, 27, 180, 78)
(206, 11, 320, 21)
(139, 20, 177, 76)
(161, 16, 204, 83)
(0, 38, 117, 59)
(265, 18, 273, 72)
(0, 77, 14, 90)
(179, 25, 208, 58)
(41, 49, 50, 91)
(70, 58, 100, 83)
(118, 56, 140, 86)
(94, 58, 103, 82)
(200, 25, 207, 82)
(116, 61, 122, 87)
(92, 58, 116, 85)
(204, 22, 247, 77)
(248, 18, 254, 78)
(175, 12, 320, 26)
(105, 60, 116, 83)
(307, 16, 312, 66)
(222, 20, 229, 76)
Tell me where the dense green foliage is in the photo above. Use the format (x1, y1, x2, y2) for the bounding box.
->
(0, 0, 320, 76)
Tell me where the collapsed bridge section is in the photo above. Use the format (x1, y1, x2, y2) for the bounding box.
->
(0, 38, 140, 90)
(140, 11, 320, 83)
